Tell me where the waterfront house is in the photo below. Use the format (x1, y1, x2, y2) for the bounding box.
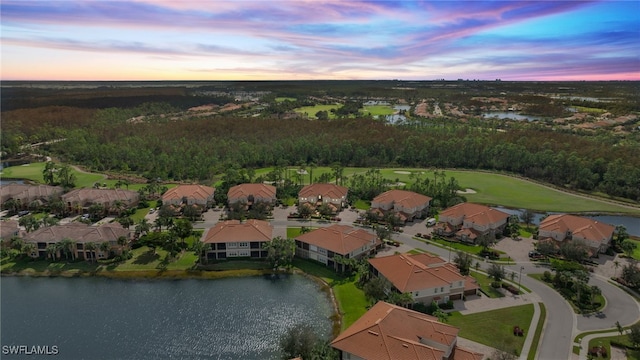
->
(538, 214, 614, 256)
(370, 189, 432, 223)
(161, 184, 215, 208)
(436, 203, 509, 242)
(61, 188, 139, 214)
(201, 219, 272, 261)
(294, 224, 380, 271)
(23, 222, 131, 260)
(298, 183, 348, 213)
(227, 183, 276, 208)
(368, 253, 479, 304)
(331, 301, 483, 360)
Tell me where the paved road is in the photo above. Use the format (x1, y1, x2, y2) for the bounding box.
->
(187, 208, 639, 360)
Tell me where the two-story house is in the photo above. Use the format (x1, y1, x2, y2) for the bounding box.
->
(161, 184, 215, 208)
(369, 253, 479, 304)
(201, 219, 272, 261)
(294, 224, 380, 271)
(331, 301, 483, 360)
(61, 188, 139, 214)
(370, 189, 432, 223)
(436, 203, 509, 242)
(538, 214, 614, 256)
(1, 183, 64, 210)
(227, 183, 276, 208)
(298, 183, 348, 213)
(23, 222, 131, 260)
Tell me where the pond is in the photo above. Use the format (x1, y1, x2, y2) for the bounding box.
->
(1, 275, 334, 360)
(481, 111, 543, 121)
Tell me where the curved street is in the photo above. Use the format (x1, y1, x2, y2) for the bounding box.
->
(190, 207, 640, 359)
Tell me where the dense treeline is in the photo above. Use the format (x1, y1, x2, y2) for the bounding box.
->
(35, 110, 640, 201)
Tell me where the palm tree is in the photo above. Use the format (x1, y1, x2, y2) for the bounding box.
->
(21, 243, 36, 258)
(58, 238, 75, 261)
(99, 241, 111, 260)
(614, 260, 620, 278)
(42, 214, 59, 227)
(117, 236, 128, 251)
(589, 285, 601, 309)
(135, 218, 151, 237)
(46, 244, 58, 261)
(85, 242, 96, 263)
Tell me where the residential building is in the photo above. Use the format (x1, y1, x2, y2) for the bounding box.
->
(0, 183, 63, 209)
(298, 183, 348, 213)
(295, 224, 380, 271)
(23, 222, 131, 260)
(331, 301, 484, 360)
(161, 184, 215, 208)
(436, 203, 509, 242)
(61, 188, 139, 214)
(227, 183, 276, 208)
(370, 189, 432, 223)
(201, 219, 272, 261)
(0, 220, 21, 245)
(538, 214, 615, 255)
(369, 253, 479, 304)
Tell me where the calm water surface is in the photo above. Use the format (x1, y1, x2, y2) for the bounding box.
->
(1, 275, 333, 360)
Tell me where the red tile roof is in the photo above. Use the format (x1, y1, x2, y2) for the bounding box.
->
(299, 183, 348, 199)
(227, 183, 276, 202)
(62, 188, 139, 205)
(539, 214, 614, 243)
(440, 203, 509, 227)
(202, 220, 272, 243)
(162, 184, 215, 202)
(295, 224, 378, 256)
(24, 223, 130, 243)
(369, 253, 468, 292)
(372, 190, 432, 209)
(331, 301, 482, 360)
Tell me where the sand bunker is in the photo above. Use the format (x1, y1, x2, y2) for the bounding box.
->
(457, 188, 477, 194)
(394, 171, 411, 175)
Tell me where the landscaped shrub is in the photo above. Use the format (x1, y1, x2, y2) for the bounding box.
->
(491, 281, 502, 288)
(439, 300, 454, 310)
(542, 271, 552, 282)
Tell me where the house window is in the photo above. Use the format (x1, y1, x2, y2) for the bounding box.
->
(239, 242, 249, 248)
(228, 242, 238, 248)
(434, 288, 438, 293)
(239, 250, 249, 257)
(318, 248, 327, 255)
(441, 287, 444, 292)
(415, 292, 419, 296)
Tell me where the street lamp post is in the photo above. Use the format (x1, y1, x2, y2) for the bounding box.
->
(518, 266, 524, 294)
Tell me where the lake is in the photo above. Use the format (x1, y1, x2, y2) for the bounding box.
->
(482, 111, 542, 121)
(1, 275, 334, 360)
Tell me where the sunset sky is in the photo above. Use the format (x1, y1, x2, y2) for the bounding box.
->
(1, 1, 639, 81)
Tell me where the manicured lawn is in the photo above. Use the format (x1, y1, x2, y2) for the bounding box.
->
(292, 258, 368, 330)
(374, 168, 639, 214)
(2, 162, 106, 188)
(353, 199, 370, 210)
(275, 97, 296, 102)
(587, 334, 638, 359)
(287, 227, 318, 238)
(362, 105, 395, 116)
(426, 237, 506, 257)
(294, 104, 342, 119)
(470, 270, 505, 298)
(447, 304, 534, 356)
(519, 228, 533, 238)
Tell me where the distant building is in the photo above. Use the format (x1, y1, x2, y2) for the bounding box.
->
(227, 183, 276, 208)
(201, 220, 272, 261)
(369, 253, 479, 304)
(538, 214, 614, 256)
(436, 203, 509, 242)
(62, 188, 139, 214)
(294, 224, 380, 271)
(161, 185, 215, 208)
(0, 183, 63, 209)
(370, 189, 432, 223)
(331, 301, 483, 360)
(298, 183, 348, 213)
